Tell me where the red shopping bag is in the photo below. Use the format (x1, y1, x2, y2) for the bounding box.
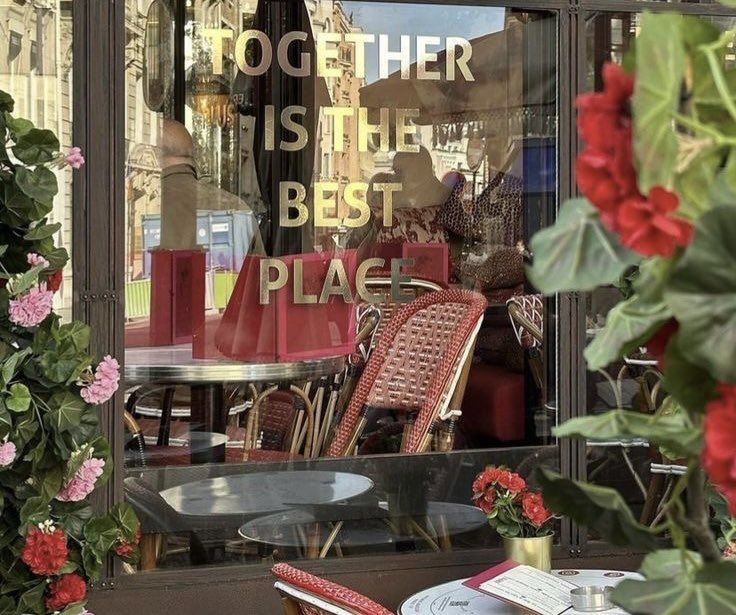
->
(211, 251, 357, 362)
(149, 249, 206, 346)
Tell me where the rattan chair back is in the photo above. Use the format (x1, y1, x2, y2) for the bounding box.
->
(326, 289, 487, 457)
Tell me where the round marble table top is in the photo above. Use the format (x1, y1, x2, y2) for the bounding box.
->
(125, 344, 345, 384)
(160, 470, 375, 519)
(239, 501, 487, 548)
(399, 570, 643, 614)
(125, 431, 229, 464)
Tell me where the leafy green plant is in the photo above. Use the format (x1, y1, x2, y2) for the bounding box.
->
(0, 90, 139, 614)
(527, 7, 736, 614)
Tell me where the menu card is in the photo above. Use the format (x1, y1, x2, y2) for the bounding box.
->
(463, 561, 581, 615)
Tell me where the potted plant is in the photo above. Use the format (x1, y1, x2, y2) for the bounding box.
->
(0, 90, 139, 614)
(526, 5, 736, 613)
(472, 465, 554, 571)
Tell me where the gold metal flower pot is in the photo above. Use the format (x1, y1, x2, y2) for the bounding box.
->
(502, 534, 553, 572)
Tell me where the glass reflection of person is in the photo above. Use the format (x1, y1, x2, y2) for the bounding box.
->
(390, 146, 451, 209)
(159, 119, 265, 255)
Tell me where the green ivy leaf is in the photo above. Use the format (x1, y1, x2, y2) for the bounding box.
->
(710, 150, 736, 209)
(15, 167, 58, 204)
(0, 399, 11, 431)
(632, 12, 686, 193)
(12, 128, 59, 165)
(536, 468, 658, 551)
(23, 221, 62, 242)
(53, 502, 93, 539)
(42, 247, 69, 270)
(3, 113, 33, 138)
(1, 347, 32, 388)
(639, 549, 701, 581)
(56, 321, 91, 352)
(584, 294, 670, 371)
(15, 581, 46, 615)
(527, 199, 640, 294)
(663, 334, 717, 413)
(6, 265, 45, 298)
(612, 561, 736, 614)
(0, 91, 14, 113)
(108, 501, 140, 537)
(82, 515, 120, 581)
(665, 205, 736, 383)
(6, 383, 31, 413)
(553, 409, 701, 459)
(38, 465, 64, 502)
(19, 497, 50, 534)
(45, 391, 86, 433)
(675, 147, 723, 220)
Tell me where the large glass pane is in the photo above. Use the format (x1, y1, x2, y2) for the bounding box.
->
(582, 10, 735, 542)
(123, 0, 558, 571)
(0, 0, 74, 320)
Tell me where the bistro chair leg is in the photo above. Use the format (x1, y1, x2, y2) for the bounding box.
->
(319, 521, 344, 559)
(280, 596, 301, 615)
(140, 532, 165, 571)
(306, 523, 321, 559)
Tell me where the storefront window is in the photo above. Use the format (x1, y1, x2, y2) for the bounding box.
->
(123, 0, 558, 570)
(0, 0, 74, 321)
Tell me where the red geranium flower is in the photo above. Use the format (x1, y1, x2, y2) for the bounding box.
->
(497, 470, 526, 495)
(46, 269, 63, 292)
(115, 540, 135, 558)
(576, 136, 638, 230)
(477, 490, 495, 515)
(703, 384, 736, 515)
(577, 63, 634, 152)
(46, 573, 87, 611)
(21, 526, 68, 576)
(617, 187, 693, 257)
(521, 491, 552, 528)
(472, 467, 503, 495)
(645, 319, 679, 367)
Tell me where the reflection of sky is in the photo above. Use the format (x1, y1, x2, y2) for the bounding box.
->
(342, 2, 506, 84)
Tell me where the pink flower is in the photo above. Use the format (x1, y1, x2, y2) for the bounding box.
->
(80, 355, 120, 405)
(0, 441, 16, 467)
(26, 253, 49, 268)
(66, 147, 85, 169)
(8, 283, 54, 328)
(56, 457, 105, 502)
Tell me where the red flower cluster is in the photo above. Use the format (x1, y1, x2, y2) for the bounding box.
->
(46, 573, 87, 612)
(645, 319, 679, 367)
(115, 527, 142, 558)
(521, 492, 553, 528)
(703, 384, 736, 514)
(472, 465, 553, 534)
(576, 62, 692, 257)
(20, 526, 68, 576)
(47, 269, 63, 292)
(472, 466, 527, 514)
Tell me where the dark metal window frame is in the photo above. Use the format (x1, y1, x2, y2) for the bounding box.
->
(69, 0, 736, 607)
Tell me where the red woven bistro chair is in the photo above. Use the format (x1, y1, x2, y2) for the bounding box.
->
(507, 294, 544, 391)
(271, 563, 394, 615)
(326, 288, 487, 458)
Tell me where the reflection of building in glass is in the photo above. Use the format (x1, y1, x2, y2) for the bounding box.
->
(309, 0, 368, 187)
(0, 0, 74, 320)
(124, 0, 371, 276)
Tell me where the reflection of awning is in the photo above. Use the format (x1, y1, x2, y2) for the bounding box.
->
(360, 19, 555, 124)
